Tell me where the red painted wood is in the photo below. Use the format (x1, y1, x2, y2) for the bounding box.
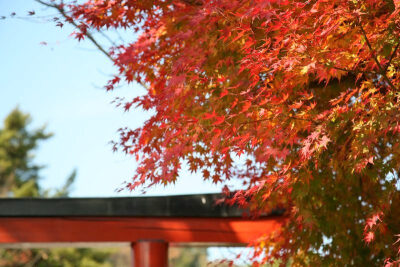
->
(132, 241, 168, 267)
(0, 216, 285, 244)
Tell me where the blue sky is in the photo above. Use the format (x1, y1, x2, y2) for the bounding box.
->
(0, 0, 223, 197)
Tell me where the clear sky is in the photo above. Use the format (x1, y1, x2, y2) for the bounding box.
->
(0, 0, 223, 197)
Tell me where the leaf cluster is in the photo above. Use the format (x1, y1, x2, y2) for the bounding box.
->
(44, 0, 400, 265)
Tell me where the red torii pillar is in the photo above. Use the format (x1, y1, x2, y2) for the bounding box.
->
(132, 240, 168, 267)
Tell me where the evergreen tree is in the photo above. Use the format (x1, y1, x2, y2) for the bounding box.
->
(0, 108, 119, 267)
(0, 108, 51, 197)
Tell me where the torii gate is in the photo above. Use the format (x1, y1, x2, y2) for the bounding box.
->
(0, 193, 285, 266)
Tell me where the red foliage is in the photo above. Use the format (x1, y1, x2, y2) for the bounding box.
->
(49, 0, 400, 265)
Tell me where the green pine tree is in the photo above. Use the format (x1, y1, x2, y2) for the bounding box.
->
(0, 108, 123, 267)
(0, 108, 51, 197)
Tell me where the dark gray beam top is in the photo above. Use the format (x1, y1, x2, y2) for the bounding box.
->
(0, 193, 284, 218)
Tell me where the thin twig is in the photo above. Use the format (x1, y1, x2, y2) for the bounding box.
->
(240, 114, 315, 126)
(98, 30, 118, 47)
(35, 0, 148, 89)
(358, 22, 398, 91)
(35, 0, 113, 61)
(332, 66, 375, 75)
(385, 41, 400, 72)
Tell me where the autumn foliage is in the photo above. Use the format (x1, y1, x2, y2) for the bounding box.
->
(45, 0, 400, 265)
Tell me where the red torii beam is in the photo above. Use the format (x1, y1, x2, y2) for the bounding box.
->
(0, 194, 285, 266)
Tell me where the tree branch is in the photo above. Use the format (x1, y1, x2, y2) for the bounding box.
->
(180, 0, 203, 6)
(35, 0, 113, 62)
(35, 0, 148, 90)
(331, 66, 376, 75)
(358, 22, 398, 91)
(385, 41, 400, 72)
(239, 114, 316, 126)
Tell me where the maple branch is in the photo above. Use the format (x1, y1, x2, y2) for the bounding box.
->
(35, 0, 113, 62)
(97, 30, 118, 48)
(331, 66, 376, 75)
(240, 115, 315, 126)
(358, 22, 398, 91)
(385, 41, 400, 72)
(180, 0, 203, 6)
(35, 0, 148, 90)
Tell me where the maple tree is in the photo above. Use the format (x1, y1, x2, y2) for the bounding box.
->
(37, 0, 400, 265)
